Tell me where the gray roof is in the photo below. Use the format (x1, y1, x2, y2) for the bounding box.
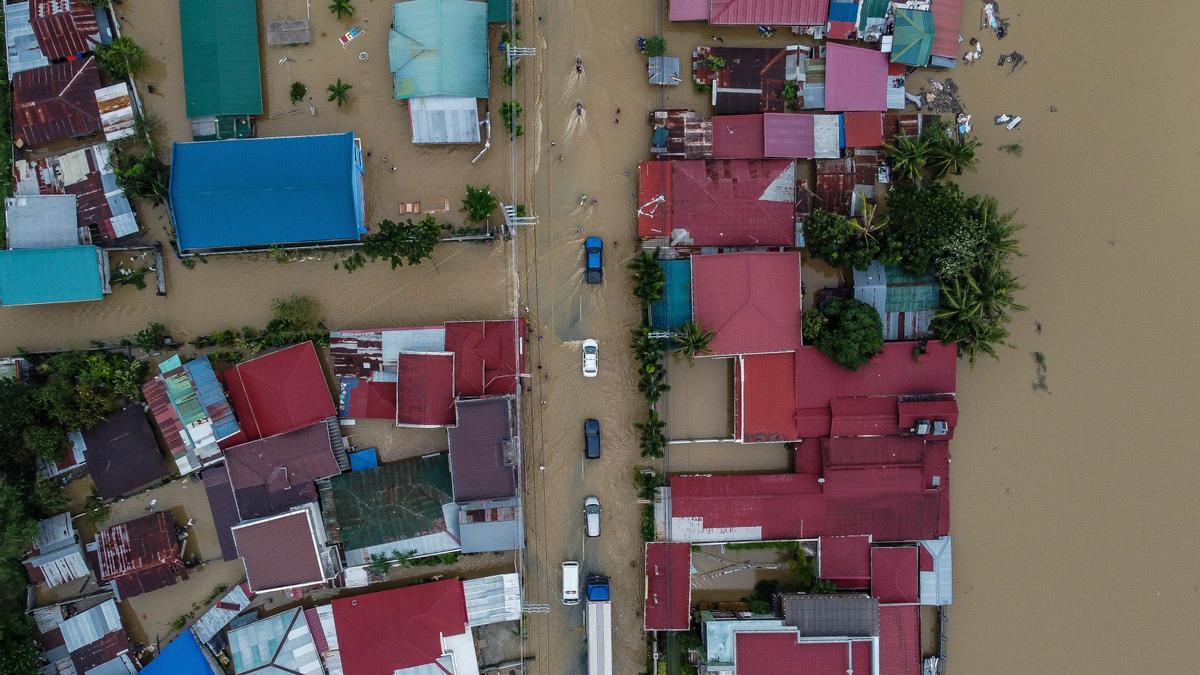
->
(778, 594, 879, 637)
(649, 56, 681, 85)
(447, 396, 517, 502)
(409, 96, 481, 144)
(60, 599, 123, 652)
(464, 573, 522, 627)
(228, 607, 322, 674)
(457, 496, 523, 553)
(4, 2, 50, 78)
(5, 195, 79, 249)
(191, 582, 253, 647)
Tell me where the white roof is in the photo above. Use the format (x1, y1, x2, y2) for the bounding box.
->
(919, 536, 952, 606)
(409, 96, 481, 144)
(464, 573, 522, 627)
(61, 600, 122, 652)
(5, 195, 79, 249)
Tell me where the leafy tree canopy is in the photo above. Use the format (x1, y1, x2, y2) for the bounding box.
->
(811, 298, 883, 371)
(342, 216, 442, 272)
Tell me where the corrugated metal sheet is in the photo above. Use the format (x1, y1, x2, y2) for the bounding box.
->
(486, 0, 512, 22)
(178, 0, 263, 117)
(228, 607, 322, 674)
(94, 83, 134, 141)
(668, 0, 708, 20)
(30, 0, 102, 61)
(779, 594, 879, 636)
(12, 58, 103, 148)
(739, 352, 797, 442)
(711, 114, 764, 159)
(225, 421, 341, 519)
(447, 397, 517, 501)
(4, 195, 79, 249)
(14, 144, 139, 242)
(389, 0, 489, 100)
(325, 454, 456, 555)
(168, 133, 364, 252)
(812, 114, 841, 158)
(142, 376, 195, 474)
(463, 573, 522, 626)
(918, 537, 952, 605)
(223, 342, 338, 440)
(201, 465, 241, 561)
(930, 0, 963, 61)
(763, 113, 815, 158)
(457, 496, 523, 553)
(96, 511, 185, 598)
(891, 8, 934, 67)
(824, 43, 888, 112)
(709, 0, 829, 26)
(60, 600, 122, 652)
(0, 246, 103, 306)
(692, 252, 802, 357)
(669, 159, 796, 246)
(644, 543, 691, 630)
(81, 404, 168, 499)
(637, 160, 673, 238)
(332, 579, 468, 673)
(190, 582, 252, 645)
(879, 605, 921, 675)
(843, 111, 884, 148)
(396, 352, 456, 426)
(819, 535, 871, 588)
(443, 320, 525, 397)
(409, 96, 481, 144)
(736, 633, 873, 675)
(5, 2, 51, 78)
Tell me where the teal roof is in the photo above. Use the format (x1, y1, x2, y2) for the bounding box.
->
(389, 0, 489, 100)
(179, 0, 264, 118)
(0, 246, 103, 306)
(650, 258, 692, 332)
(890, 8, 934, 67)
(487, 0, 512, 23)
(882, 264, 938, 312)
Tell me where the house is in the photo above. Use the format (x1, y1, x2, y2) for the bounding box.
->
(223, 421, 345, 520)
(871, 545, 920, 604)
(0, 246, 108, 307)
(178, 0, 263, 140)
(396, 352, 457, 426)
(844, 111, 885, 148)
(96, 511, 186, 599)
(4, 195, 80, 249)
(190, 581, 255, 650)
(448, 397, 518, 502)
(692, 46, 806, 115)
(708, 0, 828, 26)
(13, 144, 139, 242)
(463, 573, 523, 626)
(644, 542, 691, 631)
(81, 404, 168, 499)
(930, 0, 963, 68)
(389, 0, 489, 144)
(227, 607, 324, 674)
(168, 132, 366, 253)
(5, 2, 50, 78)
(818, 534, 872, 588)
(23, 513, 89, 587)
(649, 109, 712, 159)
(890, 7, 935, 67)
(854, 260, 939, 340)
(140, 630, 218, 675)
(636, 159, 797, 247)
(824, 43, 888, 112)
(55, 599, 138, 674)
(231, 503, 340, 593)
(691, 251, 802, 357)
(332, 578, 479, 675)
(29, 0, 107, 60)
(457, 495, 523, 553)
(444, 320, 526, 397)
(223, 341, 337, 440)
(143, 354, 243, 475)
(94, 81, 135, 141)
(321, 454, 460, 567)
(11, 58, 103, 147)
(711, 114, 764, 159)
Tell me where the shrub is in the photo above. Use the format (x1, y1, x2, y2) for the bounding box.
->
(811, 298, 883, 371)
(500, 101, 524, 137)
(461, 185, 499, 224)
(642, 36, 667, 57)
(94, 37, 146, 79)
(269, 296, 321, 333)
(289, 82, 307, 105)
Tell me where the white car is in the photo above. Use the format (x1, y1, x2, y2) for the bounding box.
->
(561, 561, 580, 605)
(584, 496, 601, 537)
(582, 339, 599, 377)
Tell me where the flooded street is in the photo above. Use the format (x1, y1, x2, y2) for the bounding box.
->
(2, 0, 1197, 672)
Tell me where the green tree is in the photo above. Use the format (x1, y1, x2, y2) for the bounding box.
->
(35, 352, 146, 430)
(635, 409, 667, 458)
(341, 216, 442, 272)
(637, 363, 669, 404)
(803, 208, 889, 271)
(134, 322, 171, 352)
(928, 134, 980, 178)
(882, 134, 930, 183)
(78, 490, 111, 529)
(671, 320, 714, 364)
(628, 250, 666, 310)
(328, 0, 354, 19)
(811, 298, 883, 371)
(0, 480, 37, 570)
(461, 185, 499, 224)
(289, 82, 308, 105)
(500, 100, 523, 137)
(802, 310, 826, 343)
(94, 37, 146, 79)
(269, 295, 322, 332)
(642, 36, 667, 57)
(932, 258, 1026, 365)
(107, 138, 169, 204)
(630, 325, 666, 364)
(884, 181, 973, 277)
(811, 579, 838, 594)
(22, 425, 67, 461)
(327, 79, 352, 107)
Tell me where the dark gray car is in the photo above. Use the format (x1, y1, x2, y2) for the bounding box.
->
(584, 418, 601, 459)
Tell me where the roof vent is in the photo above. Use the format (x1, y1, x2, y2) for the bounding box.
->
(932, 420, 949, 436)
(914, 419, 931, 436)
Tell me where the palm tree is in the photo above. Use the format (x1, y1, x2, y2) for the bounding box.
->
(630, 325, 666, 364)
(929, 135, 981, 178)
(628, 250, 666, 307)
(638, 363, 670, 403)
(327, 79, 352, 107)
(970, 195, 1023, 261)
(329, 0, 354, 19)
(672, 320, 714, 364)
(882, 135, 930, 183)
(461, 185, 498, 224)
(635, 410, 667, 458)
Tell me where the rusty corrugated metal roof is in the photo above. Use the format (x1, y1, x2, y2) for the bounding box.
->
(12, 58, 102, 148)
(31, 0, 102, 61)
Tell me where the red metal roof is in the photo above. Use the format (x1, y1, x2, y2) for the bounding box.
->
(224, 422, 341, 519)
(712, 114, 765, 159)
(12, 58, 102, 148)
(879, 605, 921, 675)
(824, 44, 888, 112)
(232, 509, 326, 593)
(31, 0, 101, 61)
(644, 543, 691, 630)
(669, 0, 709, 21)
(823, 436, 927, 470)
(223, 342, 336, 440)
(872, 546, 919, 604)
(669, 159, 797, 246)
(843, 111, 884, 148)
(333, 578, 468, 674)
(443, 319, 525, 397)
(930, 0, 964, 60)
(763, 113, 815, 158)
(70, 630, 131, 673)
(709, 0, 829, 26)
(897, 397, 958, 437)
(794, 341, 957, 437)
(739, 353, 797, 442)
(735, 633, 872, 674)
(395, 352, 456, 426)
(830, 396, 900, 437)
(692, 251, 801, 356)
(96, 511, 185, 598)
(638, 161, 674, 239)
(345, 380, 397, 420)
(819, 535, 871, 588)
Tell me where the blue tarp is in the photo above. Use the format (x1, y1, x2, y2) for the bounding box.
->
(650, 258, 692, 331)
(141, 631, 215, 675)
(828, 0, 858, 22)
(168, 132, 365, 252)
(350, 447, 380, 471)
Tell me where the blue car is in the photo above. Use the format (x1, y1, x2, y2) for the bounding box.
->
(585, 236, 603, 284)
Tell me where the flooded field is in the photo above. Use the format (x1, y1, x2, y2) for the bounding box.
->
(2, 0, 1196, 671)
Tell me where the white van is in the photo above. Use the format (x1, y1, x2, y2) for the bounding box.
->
(561, 561, 580, 605)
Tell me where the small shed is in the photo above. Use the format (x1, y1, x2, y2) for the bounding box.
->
(4, 195, 80, 249)
(266, 18, 311, 47)
(648, 56, 681, 86)
(891, 7, 934, 67)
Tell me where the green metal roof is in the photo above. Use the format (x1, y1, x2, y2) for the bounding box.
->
(324, 454, 454, 552)
(882, 264, 939, 312)
(389, 0, 489, 100)
(0, 246, 103, 306)
(487, 0, 512, 23)
(179, 0, 264, 118)
(890, 8, 934, 67)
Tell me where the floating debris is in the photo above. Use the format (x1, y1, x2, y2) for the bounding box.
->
(1006, 115, 1022, 130)
(998, 142, 1023, 157)
(997, 51, 1026, 74)
(982, 1, 1011, 39)
(957, 113, 972, 134)
(917, 77, 965, 114)
(1031, 352, 1050, 393)
(994, 113, 1011, 125)
(962, 38, 983, 65)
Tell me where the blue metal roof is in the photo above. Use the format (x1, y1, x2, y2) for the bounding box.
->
(141, 631, 215, 675)
(349, 447, 380, 471)
(0, 246, 103, 306)
(168, 132, 365, 252)
(184, 357, 242, 439)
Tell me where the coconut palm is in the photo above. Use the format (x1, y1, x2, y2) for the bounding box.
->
(671, 320, 715, 364)
(630, 325, 666, 364)
(628, 249, 666, 307)
(932, 259, 1025, 365)
(928, 134, 981, 178)
(882, 135, 930, 183)
(635, 410, 668, 458)
(329, 0, 354, 19)
(461, 185, 498, 224)
(970, 195, 1023, 261)
(327, 79, 352, 107)
(638, 366, 670, 404)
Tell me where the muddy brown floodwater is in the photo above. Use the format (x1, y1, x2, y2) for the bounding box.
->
(3, 0, 1197, 672)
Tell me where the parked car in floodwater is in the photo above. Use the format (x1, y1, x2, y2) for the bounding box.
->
(584, 236, 603, 284)
(584, 496, 601, 537)
(582, 339, 598, 377)
(584, 418, 601, 458)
